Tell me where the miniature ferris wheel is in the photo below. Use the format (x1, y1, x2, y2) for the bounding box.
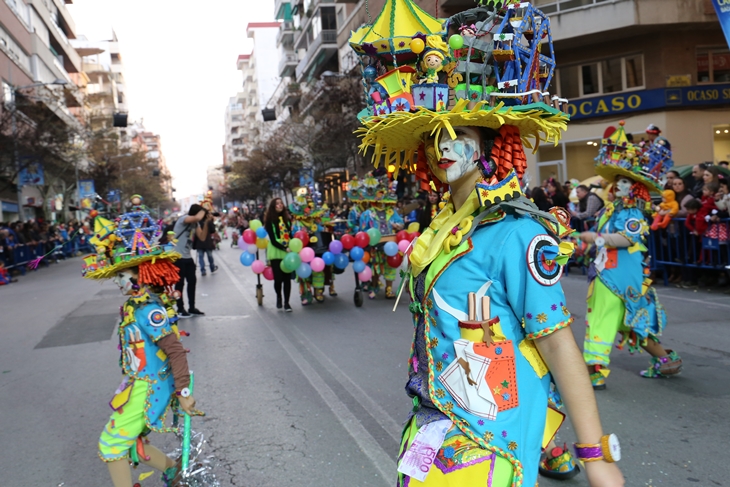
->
(491, 2, 556, 103)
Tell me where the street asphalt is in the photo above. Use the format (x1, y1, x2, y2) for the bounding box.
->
(0, 243, 728, 487)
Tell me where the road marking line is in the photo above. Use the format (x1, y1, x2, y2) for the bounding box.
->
(287, 323, 403, 442)
(219, 256, 395, 485)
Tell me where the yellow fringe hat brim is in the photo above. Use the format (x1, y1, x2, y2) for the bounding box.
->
(356, 99, 569, 170)
(84, 251, 182, 280)
(594, 164, 662, 193)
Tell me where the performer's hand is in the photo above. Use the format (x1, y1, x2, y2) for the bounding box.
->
(585, 461, 624, 487)
(178, 395, 198, 415)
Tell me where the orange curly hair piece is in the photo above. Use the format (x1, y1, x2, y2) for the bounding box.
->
(490, 125, 527, 181)
(137, 260, 180, 287)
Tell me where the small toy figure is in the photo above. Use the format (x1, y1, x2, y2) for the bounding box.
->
(650, 189, 679, 230)
(419, 36, 449, 84)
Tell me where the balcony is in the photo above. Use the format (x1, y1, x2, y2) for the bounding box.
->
(295, 29, 338, 81)
(276, 21, 295, 46)
(282, 82, 301, 106)
(278, 52, 299, 77)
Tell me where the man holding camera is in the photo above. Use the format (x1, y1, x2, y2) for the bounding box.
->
(173, 204, 211, 317)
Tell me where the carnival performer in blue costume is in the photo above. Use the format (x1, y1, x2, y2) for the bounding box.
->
(351, 1, 624, 486)
(580, 122, 682, 389)
(357, 173, 404, 299)
(81, 204, 203, 487)
(290, 191, 337, 303)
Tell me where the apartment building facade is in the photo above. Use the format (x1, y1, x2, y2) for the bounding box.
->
(0, 0, 84, 220)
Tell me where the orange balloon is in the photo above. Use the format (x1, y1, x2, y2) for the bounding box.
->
(362, 251, 370, 264)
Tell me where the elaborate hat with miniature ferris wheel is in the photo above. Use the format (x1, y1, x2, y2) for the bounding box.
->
(346, 172, 398, 205)
(594, 121, 673, 193)
(350, 0, 569, 179)
(81, 198, 181, 282)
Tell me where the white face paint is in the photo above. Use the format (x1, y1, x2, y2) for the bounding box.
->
(615, 177, 633, 198)
(113, 269, 137, 295)
(436, 126, 481, 184)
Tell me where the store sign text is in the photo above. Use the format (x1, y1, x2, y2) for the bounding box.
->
(568, 83, 730, 120)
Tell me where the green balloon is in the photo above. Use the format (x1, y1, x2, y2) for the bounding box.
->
(449, 34, 464, 50)
(367, 228, 382, 246)
(249, 219, 262, 231)
(289, 237, 303, 253)
(280, 259, 293, 273)
(284, 252, 302, 271)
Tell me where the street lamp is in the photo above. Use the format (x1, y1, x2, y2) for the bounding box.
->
(10, 79, 69, 222)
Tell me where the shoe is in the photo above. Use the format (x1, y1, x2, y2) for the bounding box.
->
(385, 286, 396, 299)
(314, 288, 325, 303)
(640, 350, 683, 378)
(188, 308, 205, 316)
(201, 271, 206, 276)
(589, 364, 606, 390)
(368, 290, 376, 300)
(284, 303, 292, 312)
(178, 311, 191, 319)
(329, 284, 337, 297)
(211, 265, 218, 273)
(538, 444, 580, 480)
(276, 297, 282, 310)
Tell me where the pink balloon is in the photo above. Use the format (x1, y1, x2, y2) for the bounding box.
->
(243, 229, 257, 244)
(251, 260, 265, 274)
(309, 257, 325, 272)
(299, 247, 315, 263)
(398, 239, 410, 254)
(263, 266, 274, 281)
(358, 267, 373, 282)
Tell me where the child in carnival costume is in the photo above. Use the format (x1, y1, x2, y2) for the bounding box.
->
(290, 191, 338, 303)
(358, 173, 405, 299)
(580, 122, 682, 389)
(351, 1, 624, 486)
(82, 203, 203, 487)
(346, 176, 365, 232)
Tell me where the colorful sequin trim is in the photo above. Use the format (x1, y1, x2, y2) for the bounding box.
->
(525, 317, 573, 341)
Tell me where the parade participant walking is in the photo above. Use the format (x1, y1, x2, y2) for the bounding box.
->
(80, 204, 202, 487)
(290, 192, 337, 304)
(265, 197, 293, 312)
(357, 173, 404, 299)
(173, 204, 210, 317)
(352, 1, 623, 485)
(581, 122, 682, 389)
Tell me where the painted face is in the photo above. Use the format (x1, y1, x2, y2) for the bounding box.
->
(615, 177, 634, 197)
(113, 269, 137, 295)
(431, 126, 482, 184)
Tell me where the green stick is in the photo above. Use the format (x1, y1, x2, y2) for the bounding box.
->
(181, 371, 194, 471)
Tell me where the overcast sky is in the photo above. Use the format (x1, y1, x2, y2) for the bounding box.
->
(67, 0, 276, 200)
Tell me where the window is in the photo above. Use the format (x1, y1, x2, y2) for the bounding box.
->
(3, 81, 13, 103)
(558, 54, 644, 98)
(321, 6, 337, 30)
(559, 65, 579, 99)
(698, 48, 730, 83)
(581, 64, 599, 95)
(601, 57, 622, 93)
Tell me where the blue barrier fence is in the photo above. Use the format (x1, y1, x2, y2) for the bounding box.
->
(1, 235, 94, 275)
(648, 218, 730, 285)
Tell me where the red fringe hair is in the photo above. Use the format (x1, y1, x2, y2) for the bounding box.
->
(137, 260, 180, 287)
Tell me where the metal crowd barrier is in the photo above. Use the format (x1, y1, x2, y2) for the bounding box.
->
(647, 218, 730, 285)
(1, 234, 95, 275)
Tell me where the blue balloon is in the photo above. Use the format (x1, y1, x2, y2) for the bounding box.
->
(353, 260, 366, 273)
(296, 262, 312, 279)
(334, 253, 349, 270)
(383, 241, 399, 257)
(239, 251, 255, 267)
(255, 226, 268, 239)
(350, 246, 364, 261)
(322, 251, 335, 265)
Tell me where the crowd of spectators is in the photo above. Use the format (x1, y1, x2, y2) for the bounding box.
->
(0, 217, 95, 284)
